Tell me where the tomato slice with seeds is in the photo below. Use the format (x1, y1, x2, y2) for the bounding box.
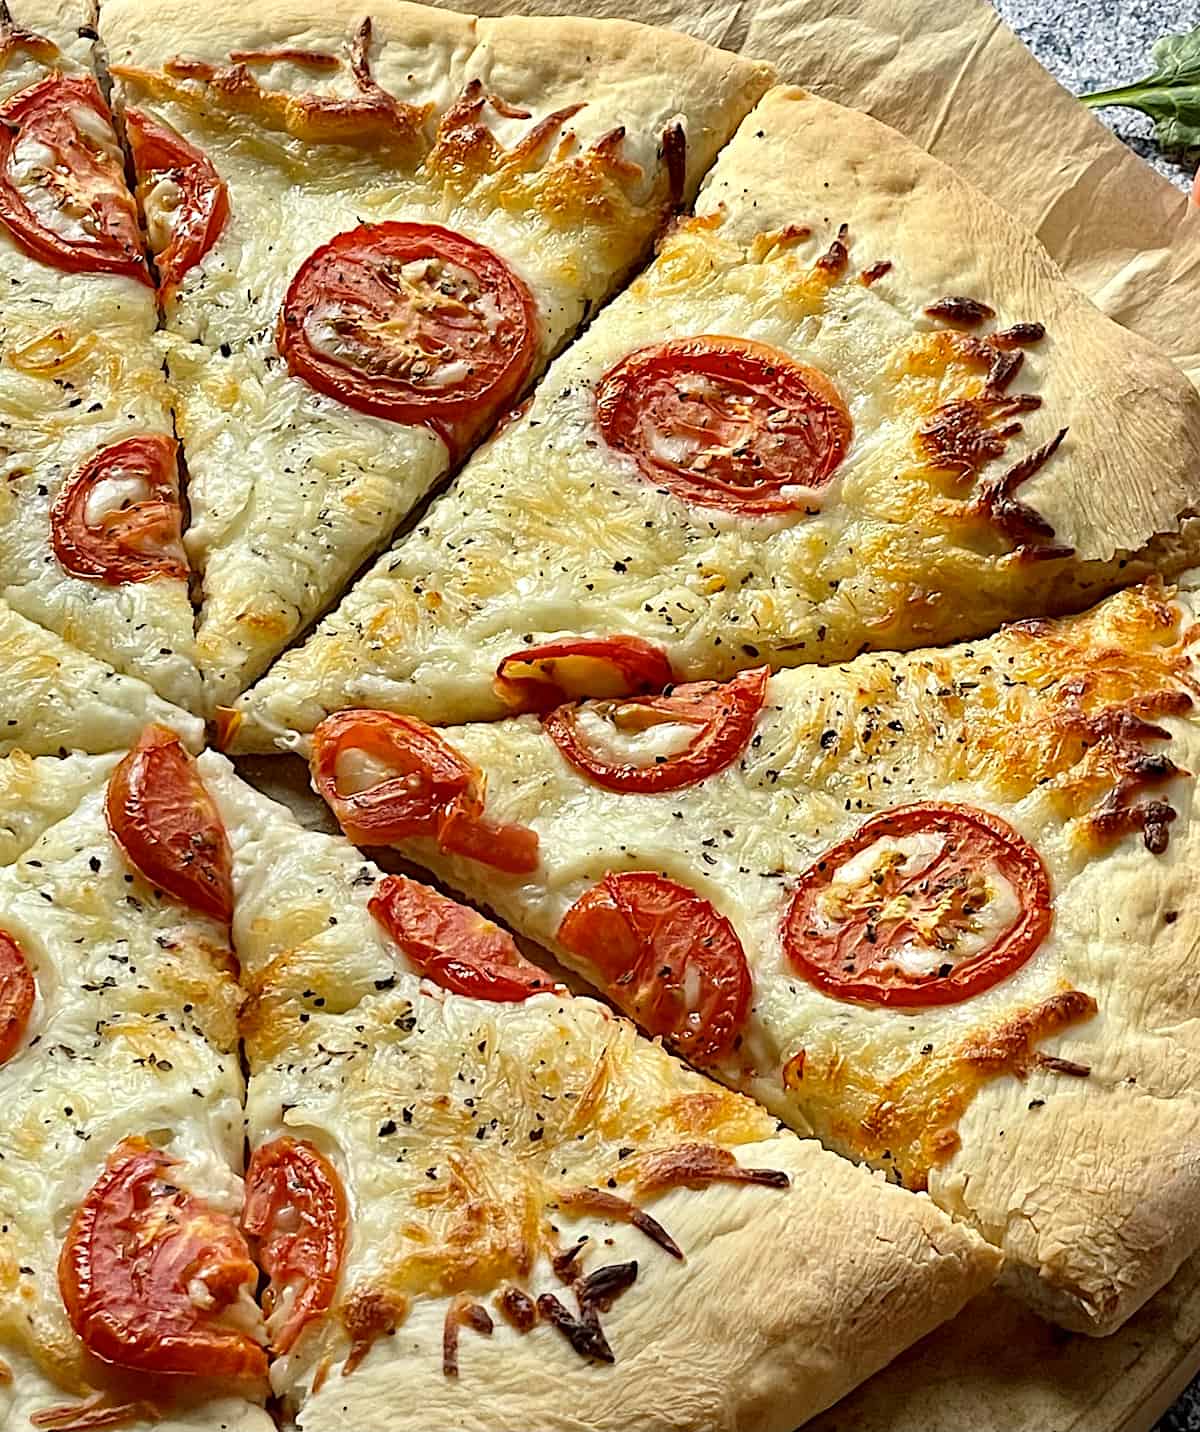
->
(784, 802, 1052, 1008)
(124, 107, 229, 296)
(310, 710, 539, 875)
(242, 1137, 347, 1356)
(595, 336, 852, 515)
(558, 872, 750, 1065)
(278, 222, 537, 455)
(0, 74, 149, 282)
(544, 666, 768, 794)
(369, 874, 559, 1003)
(58, 1138, 266, 1378)
(106, 725, 233, 923)
(0, 929, 34, 1065)
(494, 636, 674, 715)
(51, 434, 188, 585)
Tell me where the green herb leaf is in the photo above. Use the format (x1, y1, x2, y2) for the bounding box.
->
(1080, 25, 1200, 154)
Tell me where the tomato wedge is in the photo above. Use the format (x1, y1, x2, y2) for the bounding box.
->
(544, 666, 768, 794)
(124, 107, 229, 296)
(278, 222, 537, 455)
(51, 434, 188, 585)
(557, 872, 750, 1064)
(310, 710, 539, 875)
(106, 725, 233, 923)
(784, 803, 1052, 1008)
(494, 636, 674, 714)
(58, 1138, 266, 1379)
(0, 929, 34, 1065)
(595, 337, 852, 515)
(0, 74, 148, 282)
(242, 1137, 347, 1357)
(369, 874, 559, 1003)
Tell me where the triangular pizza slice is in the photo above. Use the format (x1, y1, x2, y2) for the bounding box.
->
(0, 730, 273, 1429)
(204, 762, 998, 1431)
(0, 2, 201, 711)
(100, 0, 772, 711)
(0, 600, 203, 755)
(232, 84, 1200, 750)
(302, 573, 1200, 1337)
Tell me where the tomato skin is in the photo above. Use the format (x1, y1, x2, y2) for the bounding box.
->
(51, 434, 188, 585)
(0, 929, 34, 1065)
(0, 75, 149, 282)
(369, 874, 559, 1003)
(784, 802, 1052, 1008)
(242, 1137, 347, 1356)
(106, 725, 233, 923)
(124, 107, 229, 296)
(494, 636, 674, 714)
(58, 1138, 267, 1379)
(310, 710, 539, 875)
(544, 666, 768, 794)
(596, 336, 851, 515)
(278, 222, 537, 453)
(558, 872, 751, 1064)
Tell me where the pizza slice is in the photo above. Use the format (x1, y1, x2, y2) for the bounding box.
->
(231, 83, 1200, 750)
(203, 761, 998, 1430)
(303, 573, 1200, 1337)
(99, 0, 772, 712)
(0, 2, 201, 712)
(0, 600, 203, 755)
(0, 729, 273, 1429)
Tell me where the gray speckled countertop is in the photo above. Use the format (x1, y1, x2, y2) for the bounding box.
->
(988, 6, 1195, 1425)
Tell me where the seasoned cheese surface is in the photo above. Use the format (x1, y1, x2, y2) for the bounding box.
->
(102, 0, 771, 708)
(374, 579, 1200, 1334)
(233, 86, 1200, 748)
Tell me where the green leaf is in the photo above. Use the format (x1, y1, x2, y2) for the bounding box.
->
(1079, 24, 1200, 154)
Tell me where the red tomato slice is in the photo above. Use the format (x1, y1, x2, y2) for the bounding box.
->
(58, 1138, 267, 1379)
(784, 802, 1052, 1008)
(369, 874, 559, 1003)
(310, 710, 539, 875)
(558, 872, 751, 1064)
(0, 929, 34, 1065)
(494, 636, 675, 714)
(242, 1137, 347, 1356)
(106, 725, 233, 923)
(595, 336, 852, 515)
(50, 434, 188, 585)
(124, 107, 228, 296)
(278, 222, 537, 455)
(544, 666, 768, 794)
(0, 74, 148, 282)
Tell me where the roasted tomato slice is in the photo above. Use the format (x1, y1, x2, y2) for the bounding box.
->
(310, 710, 539, 875)
(243, 1137, 347, 1357)
(59, 1138, 267, 1378)
(494, 636, 674, 715)
(595, 336, 852, 515)
(51, 434, 188, 585)
(369, 874, 558, 1003)
(0, 74, 148, 281)
(544, 666, 768, 794)
(124, 107, 228, 296)
(106, 725, 233, 923)
(278, 222, 537, 452)
(784, 802, 1052, 1008)
(558, 872, 750, 1064)
(0, 929, 34, 1065)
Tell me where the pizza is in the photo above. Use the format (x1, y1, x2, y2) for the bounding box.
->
(202, 760, 996, 1431)
(99, 0, 772, 710)
(229, 84, 1200, 749)
(302, 573, 1200, 1336)
(0, 2, 201, 711)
